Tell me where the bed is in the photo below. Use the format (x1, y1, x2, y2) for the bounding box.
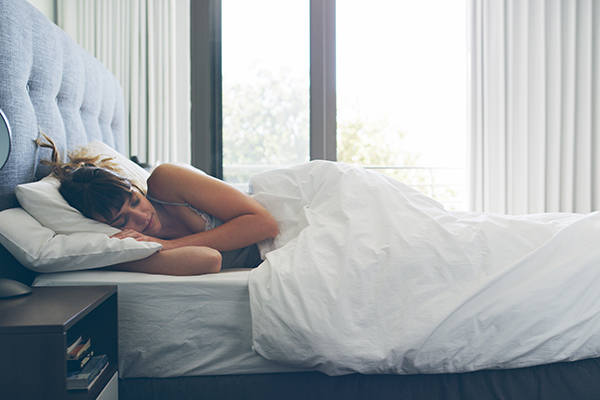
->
(3, 0, 600, 399)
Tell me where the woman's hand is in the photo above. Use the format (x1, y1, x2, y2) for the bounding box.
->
(111, 229, 174, 250)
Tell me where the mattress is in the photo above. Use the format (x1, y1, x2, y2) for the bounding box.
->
(33, 269, 304, 378)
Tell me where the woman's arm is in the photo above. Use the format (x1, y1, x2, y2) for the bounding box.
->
(105, 246, 222, 276)
(143, 163, 278, 252)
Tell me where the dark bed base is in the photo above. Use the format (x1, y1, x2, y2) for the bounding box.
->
(119, 357, 600, 400)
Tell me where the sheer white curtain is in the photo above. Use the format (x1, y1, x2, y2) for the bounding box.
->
(57, 0, 190, 165)
(469, 0, 600, 214)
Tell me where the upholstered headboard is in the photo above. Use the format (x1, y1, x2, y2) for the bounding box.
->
(0, 0, 126, 284)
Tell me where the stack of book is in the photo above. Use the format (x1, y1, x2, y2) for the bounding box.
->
(65, 333, 109, 391)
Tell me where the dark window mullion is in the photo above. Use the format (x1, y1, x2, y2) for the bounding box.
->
(310, 0, 337, 161)
(190, 0, 223, 178)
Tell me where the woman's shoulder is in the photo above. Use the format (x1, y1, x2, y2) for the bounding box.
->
(151, 163, 209, 177)
(149, 163, 184, 178)
(148, 163, 207, 185)
(147, 163, 213, 199)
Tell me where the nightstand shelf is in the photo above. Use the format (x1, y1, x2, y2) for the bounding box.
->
(0, 285, 118, 400)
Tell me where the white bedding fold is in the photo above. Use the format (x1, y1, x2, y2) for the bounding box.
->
(249, 161, 600, 375)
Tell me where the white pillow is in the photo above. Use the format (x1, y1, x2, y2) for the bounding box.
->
(0, 208, 160, 273)
(15, 140, 150, 235)
(0, 140, 161, 273)
(15, 175, 118, 235)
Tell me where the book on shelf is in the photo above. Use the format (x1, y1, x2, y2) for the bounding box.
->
(66, 332, 83, 355)
(67, 348, 94, 373)
(66, 354, 109, 391)
(67, 337, 91, 360)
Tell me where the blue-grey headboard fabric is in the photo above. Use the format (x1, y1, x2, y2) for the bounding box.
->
(0, 0, 126, 283)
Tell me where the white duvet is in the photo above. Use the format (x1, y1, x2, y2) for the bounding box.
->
(248, 161, 600, 376)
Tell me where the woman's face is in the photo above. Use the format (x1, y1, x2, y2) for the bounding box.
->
(103, 190, 162, 236)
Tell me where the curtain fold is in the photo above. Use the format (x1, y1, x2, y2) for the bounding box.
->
(57, 0, 190, 166)
(470, 0, 600, 214)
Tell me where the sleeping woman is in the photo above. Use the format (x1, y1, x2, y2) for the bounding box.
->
(38, 136, 278, 276)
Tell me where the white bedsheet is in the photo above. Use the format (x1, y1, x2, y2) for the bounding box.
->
(33, 269, 303, 377)
(249, 161, 600, 376)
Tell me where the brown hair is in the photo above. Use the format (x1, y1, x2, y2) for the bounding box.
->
(37, 133, 139, 222)
(36, 133, 120, 180)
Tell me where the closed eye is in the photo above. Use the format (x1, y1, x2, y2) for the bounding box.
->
(114, 194, 142, 228)
(115, 217, 128, 229)
(108, 195, 136, 228)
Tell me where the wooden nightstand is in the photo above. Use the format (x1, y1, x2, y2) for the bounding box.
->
(0, 285, 118, 400)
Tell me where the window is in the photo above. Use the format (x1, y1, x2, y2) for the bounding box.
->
(222, 0, 310, 189)
(336, 0, 468, 209)
(194, 0, 468, 208)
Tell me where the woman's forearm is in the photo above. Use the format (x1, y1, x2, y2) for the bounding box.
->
(105, 246, 222, 275)
(163, 212, 278, 252)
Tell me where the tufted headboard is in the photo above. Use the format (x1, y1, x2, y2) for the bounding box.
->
(0, 0, 126, 284)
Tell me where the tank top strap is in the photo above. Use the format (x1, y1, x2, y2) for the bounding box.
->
(146, 196, 191, 207)
(146, 195, 222, 231)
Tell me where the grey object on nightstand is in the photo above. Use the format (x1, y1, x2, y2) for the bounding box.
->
(0, 108, 32, 299)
